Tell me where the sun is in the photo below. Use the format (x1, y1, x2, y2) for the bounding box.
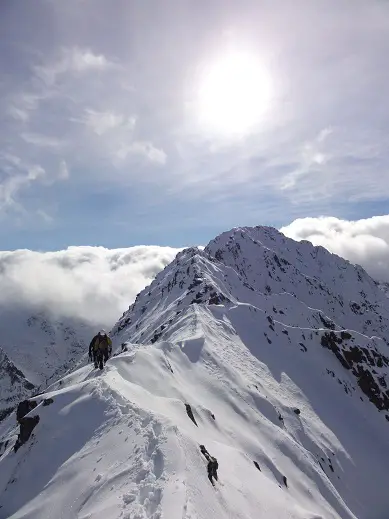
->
(197, 51, 272, 136)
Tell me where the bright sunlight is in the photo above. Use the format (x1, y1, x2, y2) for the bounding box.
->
(198, 51, 272, 136)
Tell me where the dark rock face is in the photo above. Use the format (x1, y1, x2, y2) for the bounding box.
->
(14, 399, 40, 452)
(42, 398, 54, 407)
(16, 400, 37, 423)
(185, 403, 198, 427)
(14, 416, 40, 452)
(320, 331, 389, 411)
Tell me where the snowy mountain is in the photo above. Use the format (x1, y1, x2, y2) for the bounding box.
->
(1, 225, 389, 519)
(378, 282, 389, 298)
(0, 307, 95, 419)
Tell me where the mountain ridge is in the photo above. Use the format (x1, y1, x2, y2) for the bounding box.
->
(1, 225, 389, 518)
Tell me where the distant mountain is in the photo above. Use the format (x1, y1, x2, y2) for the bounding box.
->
(378, 281, 389, 298)
(1, 226, 389, 519)
(0, 307, 95, 418)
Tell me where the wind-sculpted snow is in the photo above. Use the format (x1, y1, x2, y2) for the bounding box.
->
(1, 225, 389, 518)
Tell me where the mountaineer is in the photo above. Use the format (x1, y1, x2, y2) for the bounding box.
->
(89, 330, 112, 370)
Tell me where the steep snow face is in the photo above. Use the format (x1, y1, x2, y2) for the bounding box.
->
(0, 307, 95, 417)
(1, 225, 389, 519)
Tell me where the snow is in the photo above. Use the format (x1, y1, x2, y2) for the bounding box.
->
(0, 307, 95, 416)
(1, 225, 389, 519)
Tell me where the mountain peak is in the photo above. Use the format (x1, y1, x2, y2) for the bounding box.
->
(2, 225, 389, 518)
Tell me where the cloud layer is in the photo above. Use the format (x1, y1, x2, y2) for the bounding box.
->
(0, 245, 180, 327)
(1, 214, 388, 331)
(281, 215, 389, 282)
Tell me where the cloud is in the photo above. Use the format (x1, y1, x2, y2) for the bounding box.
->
(78, 110, 166, 165)
(0, 160, 46, 211)
(21, 133, 65, 149)
(280, 215, 389, 282)
(82, 109, 129, 136)
(34, 47, 113, 87)
(280, 128, 332, 190)
(59, 160, 69, 180)
(36, 209, 54, 223)
(7, 93, 45, 123)
(115, 141, 167, 165)
(0, 152, 68, 213)
(0, 245, 181, 327)
(8, 105, 30, 123)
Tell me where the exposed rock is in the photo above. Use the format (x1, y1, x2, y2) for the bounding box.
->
(320, 332, 389, 411)
(16, 400, 37, 423)
(185, 403, 198, 427)
(14, 415, 40, 452)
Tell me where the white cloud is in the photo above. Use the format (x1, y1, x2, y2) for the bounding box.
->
(36, 209, 54, 223)
(34, 47, 112, 86)
(0, 162, 46, 210)
(115, 141, 167, 165)
(8, 92, 52, 123)
(0, 245, 180, 327)
(0, 153, 67, 213)
(82, 109, 136, 136)
(280, 128, 332, 190)
(69, 49, 110, 72)
(59, 160, 69, 180)
(79, 109, 165, 166)
(21, 133, 65, 148)
(8, 105, 30, 123)
(281, 215, 389, 282)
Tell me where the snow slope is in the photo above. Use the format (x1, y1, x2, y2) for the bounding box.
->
(0, 306, 95, 418)
(1, 225, 389, 519)
(378, 282, 389, 298)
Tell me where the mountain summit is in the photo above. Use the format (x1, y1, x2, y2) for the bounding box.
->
(1, 225, 389, 519)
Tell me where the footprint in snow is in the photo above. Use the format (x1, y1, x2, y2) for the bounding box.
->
(122, 493, 136, 505)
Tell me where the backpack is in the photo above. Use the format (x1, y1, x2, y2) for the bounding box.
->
(94, 334, 111, 352)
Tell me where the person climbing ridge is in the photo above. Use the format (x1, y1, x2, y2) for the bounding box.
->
(89, 330, 112, 370)
(200, 444, 219, 485)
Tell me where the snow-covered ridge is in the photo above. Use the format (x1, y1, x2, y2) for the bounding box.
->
(1, 225, 389, 518)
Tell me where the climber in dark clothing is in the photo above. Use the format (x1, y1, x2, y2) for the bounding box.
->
(200, 444, 219, 485)
(89, 330, 112, 369)
(207, 457, 219, 484)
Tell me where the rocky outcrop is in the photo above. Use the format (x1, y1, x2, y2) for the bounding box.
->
(320, 331, 389, 411)
(14, 416, 40, 452)
(14, 399, 40, 452)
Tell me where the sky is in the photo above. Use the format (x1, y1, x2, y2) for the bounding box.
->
(1, 0, 389, 252)
(1, 1, 389, 327)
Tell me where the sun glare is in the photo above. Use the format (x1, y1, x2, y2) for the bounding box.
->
(198, 51, 272, 136)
